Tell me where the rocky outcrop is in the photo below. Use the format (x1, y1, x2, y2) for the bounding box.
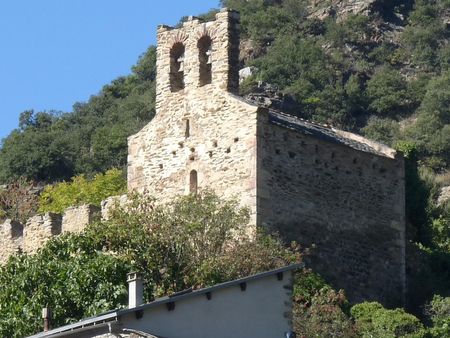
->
(438, 186, 450, 206)
(308, 0, 380, 21)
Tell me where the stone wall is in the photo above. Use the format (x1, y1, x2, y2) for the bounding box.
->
(62, 204, 101, 233)
(256, 113, 405, 307)
(0, 220, 23, 265)
(128, 10, 260, 226)
(0, 203, 106, 264)
(23, 213, 62, 254)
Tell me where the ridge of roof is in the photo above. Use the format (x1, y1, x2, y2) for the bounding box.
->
(268, 109, 398, 159)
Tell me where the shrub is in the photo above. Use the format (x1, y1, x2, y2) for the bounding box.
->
(0, 177, 40, 223)
(351, 302, 426, 338)
(362, 117, 400, 145)
(366, 66, 411, 117)
(87, 191, 302, 297)
(294, 287, 358, 338)
(0, 191, 303, 337)
(39, 168, 126, 214)
(426, 295, 450, 337)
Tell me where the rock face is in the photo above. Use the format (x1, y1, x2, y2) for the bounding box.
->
(438, 186, 450, 206)
(127, 9, 406, 307)
(308, 0, 379, 20)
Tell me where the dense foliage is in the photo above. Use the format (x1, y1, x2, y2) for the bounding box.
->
(223, 0, 450, 171)
(0, 236, 130, 337)
(351, 302, 426, 338)
(0, 192, 301, 337)
(0, 177, 39, 223)
(0, 191, 448, 337)
(38, 168, 126, 214)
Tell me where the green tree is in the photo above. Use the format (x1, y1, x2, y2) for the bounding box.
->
(0, 235, 130, 337)
(366, 66, 412, 117)
(404, 71, 450, 169)
(426, 295, 450, 338)
(0, 191, 302, 337)
(351, 302, 426, 338)
(38, 169, 126, 214)
(0, 177, 40, 223)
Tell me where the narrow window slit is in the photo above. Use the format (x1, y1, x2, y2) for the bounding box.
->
(189, 170, 198, 194)
(185, 119, 190, 138)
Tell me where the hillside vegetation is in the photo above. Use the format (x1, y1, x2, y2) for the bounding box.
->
(1, 0, 449, 179)
(0, 48, 156, 182)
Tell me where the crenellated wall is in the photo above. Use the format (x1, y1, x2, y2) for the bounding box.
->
(0, 219, 24, 265)
(62, 205, 101, 234)
(23, 213, 62, 254)
(0, 199, 119, 264)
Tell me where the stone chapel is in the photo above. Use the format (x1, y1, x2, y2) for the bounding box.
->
(127, 9, 406, 307)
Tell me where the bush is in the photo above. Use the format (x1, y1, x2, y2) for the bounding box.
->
(87, 191, 302, 297)
(366, 66, 412, 117)
(0, 177, 40, 223)
(0, 191, 303, 337)
(39, 168, 126, 214)
(362, 117, 400, 145)
(294, 287, 358, 338)
(426, 295, 450, 337)
(351, 302, 426, 338)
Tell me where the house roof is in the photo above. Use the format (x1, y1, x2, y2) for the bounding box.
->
(28, 263, 304, 338)
(268, 110, 398, 159)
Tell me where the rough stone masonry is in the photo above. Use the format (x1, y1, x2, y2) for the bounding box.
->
(127, 9, 406, 307)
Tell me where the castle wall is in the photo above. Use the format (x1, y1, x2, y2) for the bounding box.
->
(257, 114, 406, 307)
(0, 204, 106, 263)
(23, 213, 62, 254)
(62, 204, 101, 233)
(0, 220, 23, 265)
(128, 10, 259, 225)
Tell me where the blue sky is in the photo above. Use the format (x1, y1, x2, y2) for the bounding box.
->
(0, 0, 220, 140)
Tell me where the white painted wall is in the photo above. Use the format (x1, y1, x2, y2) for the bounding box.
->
(118, 270, 294, 338)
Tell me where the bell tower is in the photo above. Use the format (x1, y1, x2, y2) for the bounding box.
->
(154, 9, 241, 115)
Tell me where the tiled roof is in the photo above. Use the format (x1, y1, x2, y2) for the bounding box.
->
(268, 110, 396, 158)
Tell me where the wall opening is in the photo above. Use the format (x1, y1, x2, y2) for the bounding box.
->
(170, 43, 185, 92)
(189, 170, 198, 194)
(198, 36, 212, 86)
(185, 119, 190, 138)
